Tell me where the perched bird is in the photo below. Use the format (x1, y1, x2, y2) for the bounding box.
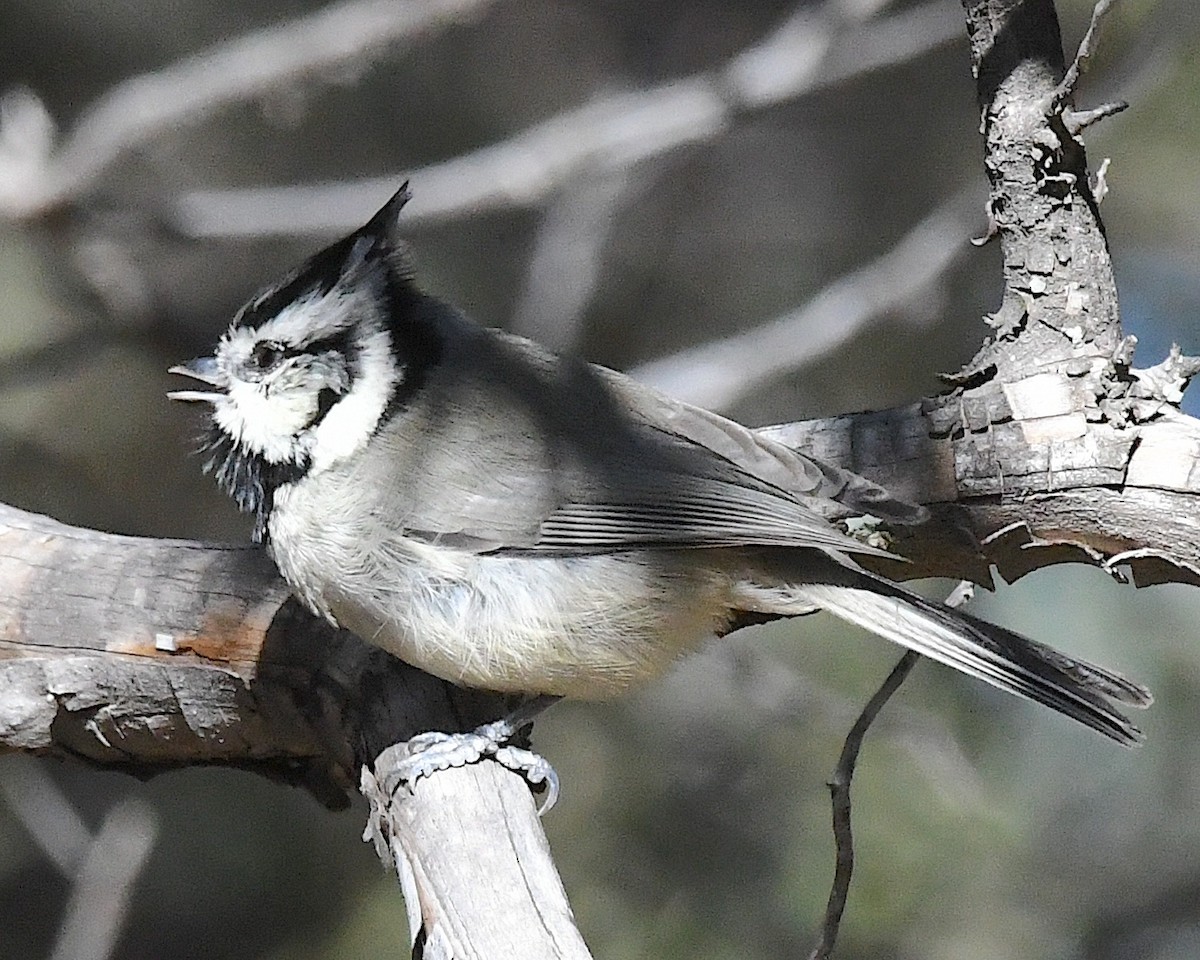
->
(169, 184, 1149, 794)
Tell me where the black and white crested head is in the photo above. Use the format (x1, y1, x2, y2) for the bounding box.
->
(169, 183, 436, 539)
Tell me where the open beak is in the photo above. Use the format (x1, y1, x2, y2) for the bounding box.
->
(167, 356, 225, 403)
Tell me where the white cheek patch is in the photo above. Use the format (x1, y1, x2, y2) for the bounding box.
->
(308, 326, 399, 474)
(215, 279, 399, 472)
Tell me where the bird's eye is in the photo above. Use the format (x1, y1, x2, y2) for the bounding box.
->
(251, 341, 285, 371)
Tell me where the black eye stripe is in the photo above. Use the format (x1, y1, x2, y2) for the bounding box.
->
(249, 328, 358, 370)
(301, 327, 359, 360)
(314, 387, 340, 424)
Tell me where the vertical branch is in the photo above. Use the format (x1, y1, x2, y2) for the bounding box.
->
(363, 746, 594, 959)
(957, 0, 1123, 381)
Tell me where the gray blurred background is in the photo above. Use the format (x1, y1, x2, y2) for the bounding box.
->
(1, 0, 1199, 957)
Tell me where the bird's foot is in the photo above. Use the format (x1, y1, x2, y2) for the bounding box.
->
(395, 717, 560, 814)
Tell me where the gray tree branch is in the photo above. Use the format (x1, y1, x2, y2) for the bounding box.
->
(0, 503, 583, 958)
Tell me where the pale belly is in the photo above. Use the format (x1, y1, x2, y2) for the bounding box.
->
(269, 516, 735, 698)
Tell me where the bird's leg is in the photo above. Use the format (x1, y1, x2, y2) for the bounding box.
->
(394, 694, 563, 814)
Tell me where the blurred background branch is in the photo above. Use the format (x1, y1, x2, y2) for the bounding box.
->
(0, 0, 499, 219)
(632, 188, 978, 410)
(169, 0, 962, 238)
(1, 763, 157, 960)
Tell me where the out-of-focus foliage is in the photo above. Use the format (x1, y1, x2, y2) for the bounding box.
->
(0, 1, 1198, 958)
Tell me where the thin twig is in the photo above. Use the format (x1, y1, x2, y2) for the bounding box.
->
(808, 650, 919, 960)
(1048, 0, 1118, 112)
(1063, 100, 1127, 134)
(808, 582, 972, 960)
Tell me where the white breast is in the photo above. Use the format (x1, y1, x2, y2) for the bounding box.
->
(268, 481, 733, 698)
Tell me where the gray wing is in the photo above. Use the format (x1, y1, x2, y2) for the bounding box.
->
(530, 473, 894, 556)
(592, 364, 927, 526)
(369, 322, 915, 558)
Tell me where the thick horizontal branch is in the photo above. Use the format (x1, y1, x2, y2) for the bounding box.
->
(0, 502, 535, 786)
(765, 370, 1200, 588)
(0, 503, 583, 958)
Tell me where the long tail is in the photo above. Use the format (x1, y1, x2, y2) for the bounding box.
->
(779, 567, 1151, 746)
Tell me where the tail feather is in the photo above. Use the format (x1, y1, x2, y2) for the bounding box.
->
(789, 570, 1150, 747)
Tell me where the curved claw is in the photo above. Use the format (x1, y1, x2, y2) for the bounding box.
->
(493, 744, 560, 815)
(394, 724, 560, 814)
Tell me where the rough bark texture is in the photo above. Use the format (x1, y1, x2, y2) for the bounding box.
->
(363, 746, 592, 960)
(764, 0, 1198, 593)
(0, 504, 507, 792)
(0, 504, 583, 957)
(764, 399, 1200, 589)
(958, 0, 1122, 376)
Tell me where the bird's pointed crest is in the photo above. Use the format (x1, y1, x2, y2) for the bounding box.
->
(362, 180, 412, 242)
(340, 181, 414, 281)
